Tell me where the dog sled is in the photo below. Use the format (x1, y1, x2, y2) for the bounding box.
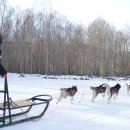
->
(0, 65, 52, 128)
(0, 35, 52, 127)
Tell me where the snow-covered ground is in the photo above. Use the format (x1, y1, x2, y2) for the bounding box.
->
(0, 73, 130, 130)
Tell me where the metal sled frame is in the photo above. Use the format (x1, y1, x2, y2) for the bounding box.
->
(0, 77, 52, 128)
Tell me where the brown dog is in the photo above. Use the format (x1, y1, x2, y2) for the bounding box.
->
(56, 86, 77, 104)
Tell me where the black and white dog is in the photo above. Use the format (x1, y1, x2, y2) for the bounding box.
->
(110, 83, 121, 99)
(56, 86, 78, 104)
(90, 83, 107, 102)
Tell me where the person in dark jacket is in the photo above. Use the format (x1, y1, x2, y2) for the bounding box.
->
(0, 34, 7, 77)
(0, 64, 7, 77)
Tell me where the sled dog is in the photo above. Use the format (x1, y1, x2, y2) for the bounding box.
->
(56, 86, 77, 104)
(90, 83, 107, 102)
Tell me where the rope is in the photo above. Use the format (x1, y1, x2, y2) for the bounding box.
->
(77, 92, 85, 96)
(9, 98, 29, 120)
(77, 92, 86, 103)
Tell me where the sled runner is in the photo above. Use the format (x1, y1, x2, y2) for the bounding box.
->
(0, 75, 52, 128)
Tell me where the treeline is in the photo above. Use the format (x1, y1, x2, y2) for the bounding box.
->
(1, 0, 130, 76)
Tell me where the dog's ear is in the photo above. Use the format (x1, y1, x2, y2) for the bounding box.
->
(74, 85, 77, 88)
(72, 85, 77, 87)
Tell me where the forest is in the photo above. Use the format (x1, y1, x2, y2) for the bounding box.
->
(1, 0, 130, 76)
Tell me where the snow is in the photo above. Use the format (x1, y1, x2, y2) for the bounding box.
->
(0, 73, 130, 130)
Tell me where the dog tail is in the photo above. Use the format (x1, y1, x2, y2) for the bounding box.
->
(90, 86, 94, 90)
(60, 88, 66, 91)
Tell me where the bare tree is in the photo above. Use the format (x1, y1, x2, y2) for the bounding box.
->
(1, 3, 130, 76)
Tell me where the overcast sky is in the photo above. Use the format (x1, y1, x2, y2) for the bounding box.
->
(7, 0, 130, 30)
